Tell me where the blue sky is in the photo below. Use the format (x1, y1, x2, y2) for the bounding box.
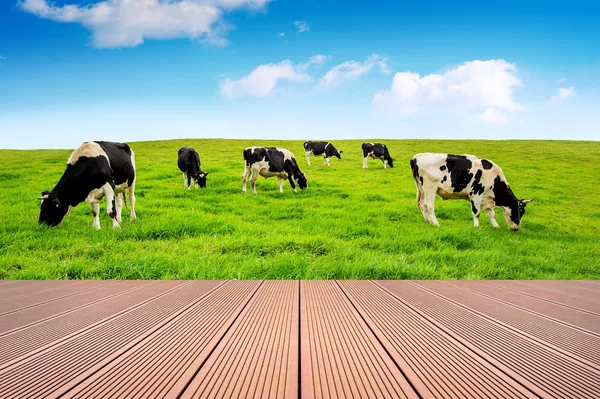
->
(0, 0, 599, 148)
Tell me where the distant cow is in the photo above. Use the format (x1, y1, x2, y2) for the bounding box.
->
(362, 143, 394, 169)
(178, 147, 208, 189)
(410, 153, 533, 230)
(39, 141, 136, 229)
(303, 141, 343, 166)
(242, 146, 307, 194)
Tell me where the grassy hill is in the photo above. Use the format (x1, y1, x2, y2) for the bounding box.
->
(1, 138, 599, 279)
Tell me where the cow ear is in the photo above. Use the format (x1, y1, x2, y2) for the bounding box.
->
(52, 198, 60, 206)
(339, 150, 344, 154)
(204, 172, 209, 176)
(521, 198, 534, 204)
(39, 191, 50, 200)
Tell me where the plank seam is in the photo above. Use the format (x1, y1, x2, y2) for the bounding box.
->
(444, 281, 600, 338)
(298, 280, 302, 399)
(0, 281, 117, 317)
(335, 280, 424, 399)
(409, 281, 600, 373)
(483, 281, 600, 316)
(0, 281, 157, 338)
(54, 281, 232, 399)
(0, 281, 192, 372)
(373, 281, 546, 399)
(175, 280, 264, 399)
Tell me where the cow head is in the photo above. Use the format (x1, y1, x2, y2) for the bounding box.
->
(195, 172, 208, 189)
(297, 172, 308, 190)
(39, 191, 69, 227)
(334, 149, 343, 159)
(493, 177, 533, 231)
(387, 156, 395, 168)
(519, 198, 533, 218)
(500, 197, 534, 231)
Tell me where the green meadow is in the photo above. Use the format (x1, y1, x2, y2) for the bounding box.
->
(1, 139, 599, 280)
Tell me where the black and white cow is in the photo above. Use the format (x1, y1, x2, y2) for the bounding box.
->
(177, 146, 208, 189)
(242, 146, 307, 194)
(39, 141, 136, 229)
(410, 153, 533, 230)
(362, 143, 394, 169)
(303, 141, 343, 167)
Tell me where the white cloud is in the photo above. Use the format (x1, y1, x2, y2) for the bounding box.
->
(298, 54, 328, 71)
(277, 32, 285, 38)
(373, 59, 523, 124)
(221, 56, 328, 98)
(318, 54, 389, 89)
(18, 0, 272, 48)
(548, 86, 575, 104)
(294, 20, 309, 33)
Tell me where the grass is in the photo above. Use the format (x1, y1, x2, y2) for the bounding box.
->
(1, 138, 599, 280)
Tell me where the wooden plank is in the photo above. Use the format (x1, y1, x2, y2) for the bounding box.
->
(341, 281, 533, 399)
(181, 281, 297, 399)
(414, 281, 600, 369)
(0, 280, 113, 316)
(0, 280, 146, 334)
(450, 280, 600, 334)
(302, 281, 418, 399)
(0, 281, 178, 368)
(64, 281, 259, 399)
(488, 280, 600, 314)
(0, 281, 221, 398)
(378, 281, 600, 399)
(0, 281, 71, 301)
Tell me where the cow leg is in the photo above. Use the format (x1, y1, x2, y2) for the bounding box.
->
(288, 175, 297, 193)
(383, 159, 388, 169)
(416, 186, 429, 223)
(305, 151, 311, 166)
(362, 157, 368, 169)
(242, 166, 251, 194)
(102, 183, 120, 228)
(470, 198, 482, 228)
(250, 171, 258, 194)
(325, 157, 331, 167)
(278, 177, 284, 193)
(484, 208, 500, 228)
(115, 192, 123, 224)
(423, 191, 439, 226)
(183, 173, 188, 188)
(128, 184, 136, 221)
(90, 202, 101, 230)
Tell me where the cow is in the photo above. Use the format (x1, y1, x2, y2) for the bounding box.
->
(410, 153, 533, 230)
(303, 141, 343, 166)
(39, 141, 136, 229)
(242, 146, 307, 194)
(177, 146, 208, 189)
(362, 143, 394, 169)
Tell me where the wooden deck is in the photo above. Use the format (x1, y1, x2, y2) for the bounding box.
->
(0, 280, 599, 398)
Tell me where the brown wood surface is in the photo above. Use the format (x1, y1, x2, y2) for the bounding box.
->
(0, 280, 598, 398)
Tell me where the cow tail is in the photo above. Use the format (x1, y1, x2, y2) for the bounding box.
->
(123, 192, 128, 211)
(410, 158, 420, 185)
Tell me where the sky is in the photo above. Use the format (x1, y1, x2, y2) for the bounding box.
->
(0, 0, 599, 149)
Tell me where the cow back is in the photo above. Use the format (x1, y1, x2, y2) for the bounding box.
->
(95, 141, 135, 187)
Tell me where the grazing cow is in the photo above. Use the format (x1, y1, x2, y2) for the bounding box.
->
(303, 141, 343, 166)
(362, 143, 394, 169)
(178, 147, 208, 189)
(410, 153, 533, 230)
(242, 146, 307, 194)
(39, 141, 136, 229)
